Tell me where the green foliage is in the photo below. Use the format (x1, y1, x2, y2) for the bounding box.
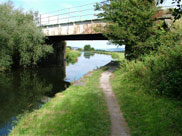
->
(112, 69, 182, 136)
(84, 45, 91, 51)
(66, 47, 81, 65)
(117, 27, 182, 99)
(0, 2, 53, 71)
(84, 44, 95, 51)
(77, 48, 83, 51)
(96, 0, 159, 59)
(110, 11, 182, 135)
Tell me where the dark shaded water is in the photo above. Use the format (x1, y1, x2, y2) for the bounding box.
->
(0, 52, 113, 136)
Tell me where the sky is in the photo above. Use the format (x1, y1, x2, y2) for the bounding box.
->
(0, 0, 103, 13)
(0, 0, 175, 12)
(0, 0, 176, 49)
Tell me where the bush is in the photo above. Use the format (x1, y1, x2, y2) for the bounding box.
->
(120, 32, 182, 99)
(66, 48, 81, 65)
(0, 2, 53, 71)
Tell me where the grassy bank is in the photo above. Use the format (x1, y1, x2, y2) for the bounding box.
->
(90, 51, 125, 61)
(104, 52, 124, 61)
(10, 70, 110, 136)
(66, 48, 81, 64)
(111, 44, 182, 136)
(111, 70, 182, 136)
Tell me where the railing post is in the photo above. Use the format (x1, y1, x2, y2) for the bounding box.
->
(57, 15, 59, 24)
(48, 16, 50, 25)
(80, 7, 82, 21)
(59, 10, 61, 24)
(68, 8, 70, 23)
(93, 5, 95, 20)
(40, 14, 41, 26)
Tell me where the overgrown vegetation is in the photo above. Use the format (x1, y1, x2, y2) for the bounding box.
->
(94, 0, 182, 135)
(108, 8, 182, 136)
(66, 47, 81, 65)
(109, 20, 182, 135)
(111, 68, 182, 136)
(0, 2, 53, 71)
(111, 37, 182, 135)
(10, 70, 110, 136)
(116, 32, 182, 97)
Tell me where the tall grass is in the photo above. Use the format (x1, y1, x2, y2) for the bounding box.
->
(111, 32, 182, 135)
(112, 68, 182, 136)
(121, 43, 182, 99)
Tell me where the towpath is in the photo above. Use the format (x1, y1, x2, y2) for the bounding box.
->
(100, 63, 130, 136)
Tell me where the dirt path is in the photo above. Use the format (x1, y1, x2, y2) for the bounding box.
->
(100, 65, 130, 136)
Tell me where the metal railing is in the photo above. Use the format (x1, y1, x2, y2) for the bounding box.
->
(39, 1, 178, 26)
(39, 2, 106, 26)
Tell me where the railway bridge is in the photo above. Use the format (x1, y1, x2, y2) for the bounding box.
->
(40, 1, 173, 65)
(40, 1, 108, 66)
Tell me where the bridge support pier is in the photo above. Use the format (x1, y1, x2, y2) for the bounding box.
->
(41, 37, 66, 66)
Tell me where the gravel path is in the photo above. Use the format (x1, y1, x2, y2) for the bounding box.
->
(100, 66, 130, 136)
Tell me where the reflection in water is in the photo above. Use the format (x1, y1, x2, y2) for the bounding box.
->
(0, 71, 52, 135)
(83, 52, 95, 59)
(0, 66, 69, 135)
(66, 58, 78, 66)
(66, 52, 113, 82)
(37, 67, 70, 97)
(0, 52, 113, 135)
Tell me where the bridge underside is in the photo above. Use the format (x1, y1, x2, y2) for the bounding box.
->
(47, 33, 108, 41)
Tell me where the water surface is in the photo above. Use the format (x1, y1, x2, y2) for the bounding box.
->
(0, 52, 113, 135)
(66, 52, 113, 81)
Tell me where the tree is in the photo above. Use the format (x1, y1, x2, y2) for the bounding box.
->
(96, 0, 158, 60)
(77, 48, 83, 51)
(84, 44, 95, 51)
(90, 47, 95, 51)
(0, 2, 53, 71)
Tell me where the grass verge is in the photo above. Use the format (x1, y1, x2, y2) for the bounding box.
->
(111, 68, 182, 136)
(90, 51, 125, 61)
(10, 70, 110, 136)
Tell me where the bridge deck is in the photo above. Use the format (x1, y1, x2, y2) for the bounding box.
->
(42, 19, 106, 40)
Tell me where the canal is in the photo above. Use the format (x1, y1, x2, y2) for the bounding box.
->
(0, 52, 113, 136)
